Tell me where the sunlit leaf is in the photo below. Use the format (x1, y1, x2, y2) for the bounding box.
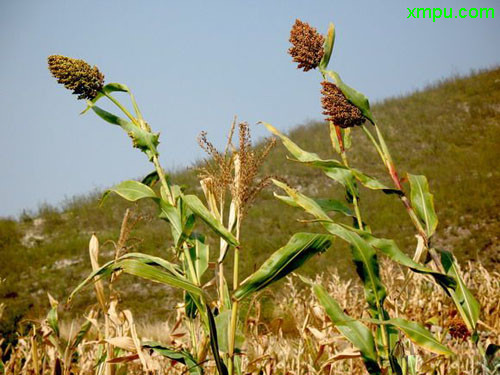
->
(272, 179, 387, 314)
(408, 174, 438, 237)
(319, 22, 335, 71)
(142, 341, 203, 375)
(440, 250, 479, 331)
(102, 180, 157, 203)
(234, 233, 333, 301)
(182, 194, 239, 247)
(68, 257, 203, 303)
(206, 304, 229, 375)
(384, 318, 453, 356)
(311, 283, 381, 374)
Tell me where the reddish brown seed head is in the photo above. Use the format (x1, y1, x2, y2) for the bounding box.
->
(320, 81, 366, 128)
(288, 19, 325, 72)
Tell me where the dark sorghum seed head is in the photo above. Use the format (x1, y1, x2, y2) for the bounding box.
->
(48, 55, 105, 100)
(288, 19, 325, 72)
(320, 81, 366, 128)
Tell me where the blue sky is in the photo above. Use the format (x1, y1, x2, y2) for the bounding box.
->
(0, 0, 498, 217)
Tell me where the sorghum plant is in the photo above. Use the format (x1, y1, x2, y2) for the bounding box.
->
(260, 19, 482, 373)
(47, 56, 334, 374)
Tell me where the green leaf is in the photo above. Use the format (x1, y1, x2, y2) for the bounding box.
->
(385, 318, 453, 356)
(90, 104, 159, 159)
(262, 122, 398, 196)
(157, 198, 184, 245)
(142, 341, 203, 375)
(68, 257, 203, 303)
(272, 180, 387, 315)
(70, 320, 92, 349)
(440, 250, 479, 331)
(350, 230, 456, 289)
(234, 233, 333, 301)
(194, 237, 209, 278)
(319, 23, 335, 71)
(141, 170, 159, 187)
(206, 304, 229, 375)
(311, 284, 381, 374)
(262, 122, 356, 191)
(408, 174, 438, 237)
(47, 306, 59, 338)
(81, 82, 130, 114)
(120, 252, 184, 278)
(324, 70, 375, 124)
(102, 180, 157, 203)
(91, 104, 131, 127)
(182, 194, 239, 247)
(214, 310, 244, 354)
(350, 169, 402, 196)
(275, 195, 354, 217)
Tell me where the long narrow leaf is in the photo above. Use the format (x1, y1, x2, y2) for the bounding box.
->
(142, 342, 203, 375)
(234, 233, 333, 301)
(319, 23, 335, 71)
(275, 195, 354, 217)
(384, 318, 453, 356)
(206, 304, 229, 375)
(312, 283, 381, 374)
(408, 174, 438, 238)
(182, 194, 238, 247)
(348, 229, 456, 289)
(68, 258, 203, 303)
(273, 180, 387, 314)
(102, 180, 157, 203)
(440, 250, 479, 331)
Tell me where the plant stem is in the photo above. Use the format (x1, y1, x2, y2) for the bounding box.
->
(103, 92, 138, 126)
(104, 91, 175, 205)
(228, 215, 241, 375)
(331, 124, 364, 230)
(152, 154, 175, 205)
(363, 123, 445, 269)
(332, 123, 393, 367)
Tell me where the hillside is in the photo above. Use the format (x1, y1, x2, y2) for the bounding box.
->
(1, 68, 499, 324)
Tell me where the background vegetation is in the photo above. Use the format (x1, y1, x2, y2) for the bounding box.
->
(1, 68, 499, 326)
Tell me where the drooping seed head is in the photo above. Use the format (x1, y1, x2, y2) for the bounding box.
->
(47, 55, 105, 100)
(288, 19, 325, 72)
(448, 316, 470, 341)
(320, 81, 366, 128)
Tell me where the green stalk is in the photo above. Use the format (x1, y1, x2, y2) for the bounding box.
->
(331, 123, 391, 367)
(227, 214, 241, 375)
(363, 123, 445, 271)
(103, 91, 175, 205)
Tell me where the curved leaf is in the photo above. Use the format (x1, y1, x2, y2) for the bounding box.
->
(182, 194, 238, 247)
(348, 229, 456, 289)
(102, 180, 157, 203)
(142, 341, 203, 375)
(319, 23, 335, 71)
(68, 258, 203, 303)
(275, 194, 354, 217)
(408, 174, 438, 237)
(440, 250, 479, 331)
(234, 233, 332, 301)
(206, 304, 229, 375)
(81, 82, 130, 114)
(262, 122, 399, 196)
(312, 283, 381, 374)
(90, 104, 159, 158)
(385, 318, 453, 356)
(272, 179, 387, 315)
